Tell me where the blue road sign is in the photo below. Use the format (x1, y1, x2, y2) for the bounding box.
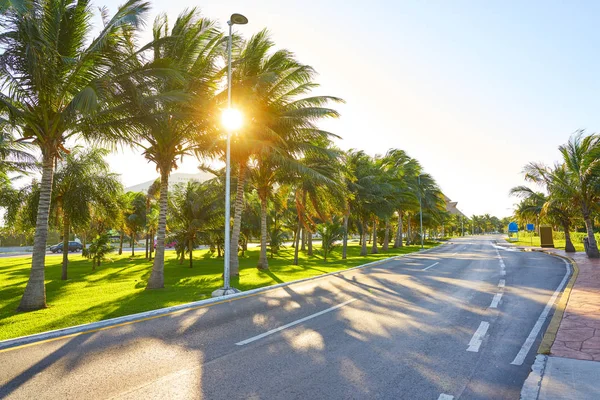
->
(508, 222, 519, 233)
(526, 224, 534, 231)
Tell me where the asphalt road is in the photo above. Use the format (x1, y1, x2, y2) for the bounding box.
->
(0, 236, 569, 399)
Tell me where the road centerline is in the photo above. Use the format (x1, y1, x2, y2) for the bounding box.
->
(236, 298, 358, 346)
(467, 321, 490, 352)
(489, 293, 503, 308)
(422, 262, 440, 271)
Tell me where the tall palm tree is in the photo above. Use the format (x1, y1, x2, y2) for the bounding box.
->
(556, 132, 600, 257)
(123, 10, 223, 288)
(511, 164, 578, 253)
(224, 30, 343, 274)
(0, 0, 150, 310)
(230, 31, 342, 271)
(381, 149, 420, 248)
(289, 143, 344, 265)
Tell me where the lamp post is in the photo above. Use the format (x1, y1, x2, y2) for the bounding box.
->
(212, 13, 248, 298)
(418, 174, 424, 250)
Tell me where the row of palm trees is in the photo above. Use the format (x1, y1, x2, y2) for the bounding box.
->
(0, 1, 467, 312)
(511, 131, 600, 257)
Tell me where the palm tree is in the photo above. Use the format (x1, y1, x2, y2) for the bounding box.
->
(511, 167, 578, 253)
(124, 192, 147, 256)
(52, 147, 122, 279)
(289, 144, 344, 265)
(123, 10, 223, 288)
(145, 179, 160, 260)
(169, 179, 222, 268)
(0, 0, 151, 310)
(556, 132, 600, 257)
(232, 31, 342, 270)
(317, 217, 344, 261)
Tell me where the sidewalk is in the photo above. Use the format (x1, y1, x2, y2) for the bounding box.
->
(520, 247, 600, 400)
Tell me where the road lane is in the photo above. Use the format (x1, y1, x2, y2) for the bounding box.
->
(0, 236, 568, 399)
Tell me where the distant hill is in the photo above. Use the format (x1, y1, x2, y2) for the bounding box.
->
(125, 172, 214, 193)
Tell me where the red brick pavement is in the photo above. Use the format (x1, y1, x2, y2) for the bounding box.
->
(545, 250, 600, 361)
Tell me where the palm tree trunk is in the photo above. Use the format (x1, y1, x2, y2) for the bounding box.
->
(583, 214, 599, 258)
(293, 223, 301, 265)
(397, 212, 404, 247)
(342, 214, 349, 259)
(301, 229, 306, 251)
(189, 238, 193, 268)
(383, 220, 390, 251)
(407, 214, 412, 245)
(61, 215, 70, 280)
(307, 230, 313, 256)
(149, 230, 154, 261)
(82, 233, 87, 257)
(118, 231, 124, 255)
(19, 154, 55, 311)
(360, 221, 368, 256)
(145, 234, 149, 260)
(257, 197, 269, 270)
(563, 221, 576, 253)
(371, 218, 378, 254)
(147, 172, 169, 289)
(230, 164, 246, 277)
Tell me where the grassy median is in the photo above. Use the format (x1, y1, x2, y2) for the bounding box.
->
(506, 236, 585, 252)
(0, 242, 436, 341)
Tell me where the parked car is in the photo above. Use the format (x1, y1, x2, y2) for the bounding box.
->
(49, 241, 83, 253)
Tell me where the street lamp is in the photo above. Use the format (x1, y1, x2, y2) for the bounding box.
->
(418, 174, 424, 250)
(212, 13, 248, 298)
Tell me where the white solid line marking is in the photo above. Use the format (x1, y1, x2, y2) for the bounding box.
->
(467, 321, 490, 352)
(490, 293, 503, 308)
(236, 298, 357, 346)
(498, 279, 505, 288)
(511, 259, 572, 365)
(422, 262, 440, 271)
(438, 394, 454, 400)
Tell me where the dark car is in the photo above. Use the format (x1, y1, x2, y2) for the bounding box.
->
(49, 241, 83, 253)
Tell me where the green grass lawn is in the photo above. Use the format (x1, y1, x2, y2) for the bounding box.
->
(0, 242, 436, 341)
(506, 236, 585, 252)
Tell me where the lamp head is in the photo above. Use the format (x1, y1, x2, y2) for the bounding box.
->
(221, 108, 243, 132)
(229, 13, 248, 25)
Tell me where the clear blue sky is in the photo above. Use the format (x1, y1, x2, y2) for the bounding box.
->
(102, 0, 600, 217)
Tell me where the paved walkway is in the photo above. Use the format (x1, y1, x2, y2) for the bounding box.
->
(544, 249, 600, 361)
(511, 243, 600, 400)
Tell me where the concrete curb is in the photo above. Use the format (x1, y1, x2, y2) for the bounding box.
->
(520, 354, 548, 400)
(536, 252, 579, 355)
(0, 244, 443, 352)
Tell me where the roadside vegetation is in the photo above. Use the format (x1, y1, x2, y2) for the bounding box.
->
(507, 231, 587, 252)
(510, 131, 600, 257)
(0, 0, 483, 339)
(0, 242, 436, 341)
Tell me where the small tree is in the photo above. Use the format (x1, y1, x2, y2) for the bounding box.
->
(86, 233, 114, 270)
(317, 218, 344, 261)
